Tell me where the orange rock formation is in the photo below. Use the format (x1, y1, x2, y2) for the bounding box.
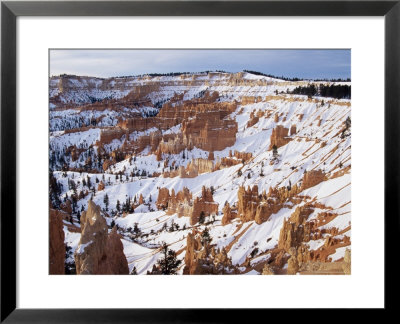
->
(49, 209, 66, 274)
(301, 169, 326, 190)
(74, 201, 129, 274)
(183, 230, 234, 274)
(156, 186, 218, 225)
(269, 125, 292, 150)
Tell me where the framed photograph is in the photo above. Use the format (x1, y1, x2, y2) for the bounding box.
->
(1, 0, 398, 321)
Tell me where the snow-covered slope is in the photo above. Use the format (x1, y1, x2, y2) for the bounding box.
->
(49, 71, 351, 275)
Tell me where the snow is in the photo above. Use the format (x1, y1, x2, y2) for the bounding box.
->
(51, 71, 351, 274)
(75, 241, 93, 255)
(330, 246, 349, 262)
(250, 253, 271, 266)
(50, 128, 101, 149)
(306, 239, 325, 251)
(228, 207, 294, 266)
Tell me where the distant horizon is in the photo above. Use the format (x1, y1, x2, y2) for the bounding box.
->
(50, 49, 351, 80)
(50, 69, 351, 82)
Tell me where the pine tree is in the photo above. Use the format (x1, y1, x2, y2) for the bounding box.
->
(116, 200, 121, 212)
(272, 145, 278, 159)
(162, 222, 168, 231)
(133, 222, 140, 235)
(155, 242, 182, 275)
(201, 227, 212, 246)
(345, 116, 351, 130)
(71, 195, 77, 213)
(87, 176, 91, 189)
(103, 193, 109, 211)
(169, 220, 175, 232)
(198, 211, 206, 224)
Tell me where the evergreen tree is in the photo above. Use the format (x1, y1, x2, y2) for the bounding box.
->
(116, 200, 121, 212)
(103, 193, 109, 211)
(169, 220, 175, 232)
(87, 176, 91, 189)
(71, 194, 77, 213)
(198, 211, 206, 224)
(133, 222, 140, 235)
(49, 172, 62, 208)
(272, 145, 279, 159)
(345, 116, 351, 130)
(154, 242, 182, 275)
(162, 222, 168, 231)
(201, 227, 212, 246)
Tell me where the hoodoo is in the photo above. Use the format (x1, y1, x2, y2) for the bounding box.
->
(50, 67, 351, 276)
(74, 201, 129, 274)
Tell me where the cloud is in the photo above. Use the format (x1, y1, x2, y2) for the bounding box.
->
(50, 49, 350, 79)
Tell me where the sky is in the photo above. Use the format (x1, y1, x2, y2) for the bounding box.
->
(50, 49, 350, 80)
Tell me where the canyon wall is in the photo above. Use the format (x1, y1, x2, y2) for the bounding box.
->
(49, 209, 66, 274)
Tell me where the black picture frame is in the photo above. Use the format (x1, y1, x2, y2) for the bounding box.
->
(1, 0, 398, 322)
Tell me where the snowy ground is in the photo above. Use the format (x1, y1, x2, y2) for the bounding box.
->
(52, 72, 351, 274)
